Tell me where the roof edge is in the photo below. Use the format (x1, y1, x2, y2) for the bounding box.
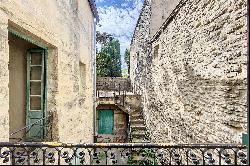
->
(130, 0, 149, 47)
(88, 0, 99, 22)
(150, 0, 187, 43)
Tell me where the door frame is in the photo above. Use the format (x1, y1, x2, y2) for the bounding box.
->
(8, 26, 50, 141)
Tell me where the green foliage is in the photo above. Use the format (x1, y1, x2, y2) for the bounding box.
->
(127, 149, 158, 165)
(96, 51, 111, 77)
(122, 68, 129, 78)
(96, 31, 114, 45)
(124, 48, 130, 76)
(96, 38, 122, 77)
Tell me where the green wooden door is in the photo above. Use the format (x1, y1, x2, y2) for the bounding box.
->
(98, 110, 114, 134)
(242, 133, 248, 146)
(26, 49, 47, 141)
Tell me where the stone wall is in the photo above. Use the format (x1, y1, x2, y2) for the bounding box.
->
(130, 0, 247, 143)
(150, 0, 181, 38)
(130, 0, 151, 92)
(97, 77, 132, 92)
(0, 0, 96, 143)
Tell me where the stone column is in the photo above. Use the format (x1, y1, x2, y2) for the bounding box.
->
(0, 10, 9, 141)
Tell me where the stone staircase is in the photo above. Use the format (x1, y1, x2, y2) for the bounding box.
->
(129, 109, 150, 143)
(127, 109, 156, 165)
(96, 93, 153, 164)
(96, 91, 150, 144)
(96, 77, 159, 164)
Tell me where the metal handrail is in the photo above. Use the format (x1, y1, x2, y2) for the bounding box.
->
(9, 115, 50, 137)
(0, 142, 247, 148)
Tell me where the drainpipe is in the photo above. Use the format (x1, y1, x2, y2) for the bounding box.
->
(93, 18, 97, 143)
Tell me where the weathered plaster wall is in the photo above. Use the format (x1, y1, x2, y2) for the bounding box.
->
(130, 0, 247, 143)
(0, 0, 96, 143)
(0, 10, 9, 141)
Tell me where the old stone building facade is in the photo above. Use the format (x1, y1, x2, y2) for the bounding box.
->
(95, 77, 149, 143)
(0, 0, 98, 143)
(95, 77, 130, 143)
(130, 0, 248, 144)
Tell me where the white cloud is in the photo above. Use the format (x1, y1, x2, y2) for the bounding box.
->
(121, 3, 129, 7)
(96, 0, 105, 3)
(96, 0, 143, 68)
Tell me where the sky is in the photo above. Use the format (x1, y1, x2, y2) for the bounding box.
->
(95, 0, 144, 69)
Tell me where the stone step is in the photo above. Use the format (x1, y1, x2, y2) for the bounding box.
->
(131, 130, 146, 135)
(130, 110, 143, 116)
(130, 115, 144, 120)
(130, 124, 146, 130)
(131, 135, 146, 140)
(131, 135, 145, 140)
(131, 138, 150, 143)
(130, 119, 144, 124)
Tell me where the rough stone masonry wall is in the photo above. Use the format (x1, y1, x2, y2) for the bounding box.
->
(130, 0, 247, 143)
(0, 0, 95, 143)
(130, 0, 152, 93)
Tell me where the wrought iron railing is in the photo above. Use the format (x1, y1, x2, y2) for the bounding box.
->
(96, 83, 130, 108)
(0, 142, 247, 165)
(97, 82, 130, 97)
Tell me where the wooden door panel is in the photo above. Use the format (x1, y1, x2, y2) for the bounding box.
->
(98, 110, 114, 134)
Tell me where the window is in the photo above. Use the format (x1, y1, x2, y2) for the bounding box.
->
(98, 110, 114, 134)
(79, 62, 86, 95)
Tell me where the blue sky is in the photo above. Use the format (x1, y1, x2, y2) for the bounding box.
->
(95, 0, 144, 69)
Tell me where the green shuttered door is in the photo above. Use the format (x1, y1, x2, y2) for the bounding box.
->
(98, 110, 114, 134)
(26, 49, 47, 141)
